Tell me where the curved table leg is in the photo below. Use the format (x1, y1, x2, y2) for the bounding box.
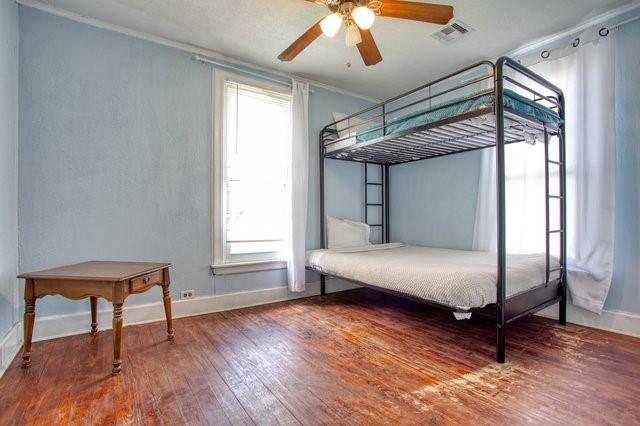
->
(22, 280, 36, 368)
(90, 296, 98, 334)
(162, 283, 174, 341)
(112, 303, 123, 375)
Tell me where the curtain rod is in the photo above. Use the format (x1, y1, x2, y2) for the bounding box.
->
(192, 55, 315, 93)
(519, 14, 640, 66)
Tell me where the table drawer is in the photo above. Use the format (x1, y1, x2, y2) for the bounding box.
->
(131, 270, 163, 293)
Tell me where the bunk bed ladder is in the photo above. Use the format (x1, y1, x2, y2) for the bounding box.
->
(543, 126, 567, 316)
(364, 163, 388, 244)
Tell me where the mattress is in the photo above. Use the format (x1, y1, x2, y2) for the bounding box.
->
(306, 243, 560, 311)
(325, 89, 562, 154)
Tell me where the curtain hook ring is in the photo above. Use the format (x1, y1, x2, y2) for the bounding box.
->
(541, 50, 550, 59)
(599, 27, 610, 37)
(572, 37, 580, 47)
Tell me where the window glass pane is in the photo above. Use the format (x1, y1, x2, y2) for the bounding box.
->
(223, 81, 292, 260)
(504, 137, 572, 256)
(505, 142, 546, 253)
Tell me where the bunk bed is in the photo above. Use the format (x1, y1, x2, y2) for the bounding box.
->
(309, 57, 567, 363)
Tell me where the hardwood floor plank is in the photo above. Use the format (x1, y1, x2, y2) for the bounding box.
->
(144, 322, 204, 425)
(296, 297, 549, 423)
(1, 288, 638, 425)
(220, 305, 421, 422)
(126, 324, 165, 424)
(87, 331, 120, 426)
(179, 323, 253, 426)
(225, 303, 446, 423)
(67, 333, 104, 425)
(0, 343, 49, 424)
(193, 316, 301, 425)
(269, 304, 450, 407)
(216, 310, 342, 425)
(208, 309, 382, 423)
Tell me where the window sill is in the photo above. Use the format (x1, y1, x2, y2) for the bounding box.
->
(211, 260, 287, 276)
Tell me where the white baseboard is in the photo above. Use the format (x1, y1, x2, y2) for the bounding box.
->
(0, 322, 23, 379)
(537, 304, 640, 338)
(30, 278, 358, 342)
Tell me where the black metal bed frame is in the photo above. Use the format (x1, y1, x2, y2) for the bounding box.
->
(316, 57, 567, 363)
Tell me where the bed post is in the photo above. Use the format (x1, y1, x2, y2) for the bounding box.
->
(319, 128, 327, 296)
(384, 164, 390, 244)
(559, 94, 567, 325)
(495, 58, 507, 364)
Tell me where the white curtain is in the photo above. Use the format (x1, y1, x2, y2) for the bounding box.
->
(472, 150, 497, 252)
(473, 38, 616, 313)
(287, 80, 309, 292)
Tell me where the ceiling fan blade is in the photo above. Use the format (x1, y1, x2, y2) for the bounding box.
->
(356, 28, 383, 66)
(278, 21, 323, 62)
(378, 1, 453, 25)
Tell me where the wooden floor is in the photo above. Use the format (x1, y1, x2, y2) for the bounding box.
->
(1, 289, 639, 425)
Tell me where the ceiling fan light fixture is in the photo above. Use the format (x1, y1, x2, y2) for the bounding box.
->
(320, 12, 342, 38)
(277, 0, 455, 67)
(345, 22, 362, 46)
(352, 6, 375, 30)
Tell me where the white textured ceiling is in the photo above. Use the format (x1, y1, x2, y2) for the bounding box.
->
(36, 0, 632, 99)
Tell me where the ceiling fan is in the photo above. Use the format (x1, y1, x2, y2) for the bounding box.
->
(278, 0, 454, 66)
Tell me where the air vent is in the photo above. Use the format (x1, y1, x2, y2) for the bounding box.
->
(431, 19, 475, 44)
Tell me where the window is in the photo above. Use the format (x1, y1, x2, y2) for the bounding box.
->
(504, 133, 570, 257)
(212, 71, 292, 271)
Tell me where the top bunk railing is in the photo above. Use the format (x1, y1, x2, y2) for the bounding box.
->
(320, 57, 564, 164)
(321, 61, 495, 148)
(498, 57, 563, 115)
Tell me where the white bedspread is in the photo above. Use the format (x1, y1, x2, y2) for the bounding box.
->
(306, 244, 559, 310)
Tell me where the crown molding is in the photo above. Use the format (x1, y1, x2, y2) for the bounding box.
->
(507, 0, 640, 58)
(16, 0, 382, 104)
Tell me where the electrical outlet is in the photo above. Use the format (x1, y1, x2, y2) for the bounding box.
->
(180, 290, 195, 300)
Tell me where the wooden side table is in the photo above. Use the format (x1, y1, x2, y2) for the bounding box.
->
(17, 261, 174, 374)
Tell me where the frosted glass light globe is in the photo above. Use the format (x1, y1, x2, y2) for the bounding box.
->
(352, 6, 375, 30)
(320, 13, 342, 37)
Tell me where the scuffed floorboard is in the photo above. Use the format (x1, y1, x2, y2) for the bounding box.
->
(0, 288, 638, 425)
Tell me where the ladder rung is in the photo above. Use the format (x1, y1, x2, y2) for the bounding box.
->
(368, 224, 383, 227)
(366, 182, 383, 186)
(549, 266, 563, 272)
(366, 203, 383, 206)
(548, 160, 563, 165)
(548, 195, 564, 199)
(549, 229, 563, 234)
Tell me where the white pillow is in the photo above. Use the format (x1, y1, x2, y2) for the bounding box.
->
(326, 216, 371, 249)
(332, 112, 373, 140)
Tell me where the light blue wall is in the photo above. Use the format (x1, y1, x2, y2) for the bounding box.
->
(607, 19, 640, 314)
(389, 151, 482, 249)
(18, 7, 371, 316)
(386, 67, 488, 250)
(308, 91, 374, 247)
(0, 0, 19, 340)
(19, 7, 211, 316)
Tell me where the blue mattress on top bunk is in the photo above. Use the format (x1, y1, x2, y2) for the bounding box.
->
(355, 89, 562, 143)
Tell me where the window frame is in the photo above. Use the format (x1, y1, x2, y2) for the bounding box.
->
(211, 70, 292, 275)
